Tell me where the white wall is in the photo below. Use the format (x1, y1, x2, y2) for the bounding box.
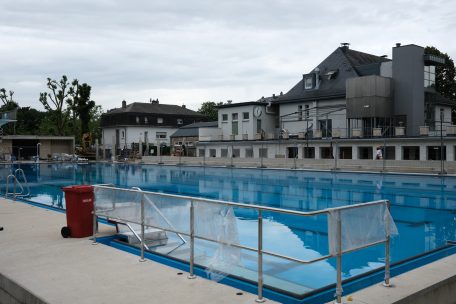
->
(218, 104, 275, 140)
(199, 127, 222, 141)
(102, 126, 178, 147)
(280, 99, 347, 136)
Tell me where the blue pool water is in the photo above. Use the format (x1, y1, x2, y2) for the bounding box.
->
(1, 163, 455, 301)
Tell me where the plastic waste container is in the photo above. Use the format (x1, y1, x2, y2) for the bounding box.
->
(61, 185, 94, 238)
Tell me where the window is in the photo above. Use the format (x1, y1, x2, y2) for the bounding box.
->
(157, 117, 163, 124)
(245, 148, 253, 158)
(199, 149, 205, 157)
(298, 105, 303, 121)
(221, 149, 228, 157)
(231, 121, 238, 135)
(144, 132, 148, 143)
(222, 114, 228, 121)
(156, 132, 167, 139)
(209, 149, 216, 157)
(232, 149, 240, 158)
(232, 113, 238, 120)
(305, 77, 313, 89)
(424, 65, 436, 88)
(318, 119, 332, 137)
(136, 116, 140, 124)
(121, 130, 125, 139)
(177, 118, 183, 125)
(144, 117, 148, 124)
(305, 105, 310, 119)
(303, 147, 315, 159)
(243, 112, 249, 120)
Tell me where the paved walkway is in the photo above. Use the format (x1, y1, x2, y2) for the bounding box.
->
(0, 199, 273, 304)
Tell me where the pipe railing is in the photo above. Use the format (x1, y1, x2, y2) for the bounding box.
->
(92, 185, 393, 303)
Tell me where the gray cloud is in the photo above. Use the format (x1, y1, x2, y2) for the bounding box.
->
(0, 0, 455, 111)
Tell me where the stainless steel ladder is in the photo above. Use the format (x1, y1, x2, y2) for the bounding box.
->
(5, 168, 31, 199)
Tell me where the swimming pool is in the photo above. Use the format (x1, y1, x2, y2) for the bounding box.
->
(1, 163, 455, 302)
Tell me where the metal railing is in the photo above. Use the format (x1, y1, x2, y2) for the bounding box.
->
(5, 168, 30, 199)
(92, 185, 393, 303)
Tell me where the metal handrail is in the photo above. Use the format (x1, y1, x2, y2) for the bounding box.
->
(92, 185, 393, 303)
(14, 169, 30, 197)
(5, 168, 31, 199)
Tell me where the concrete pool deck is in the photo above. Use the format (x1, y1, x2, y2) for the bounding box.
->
(0, 199, 274, 304)
(1, 198, 455, 304)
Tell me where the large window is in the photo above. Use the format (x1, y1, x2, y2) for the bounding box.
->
(424, 65, 436, 88)
(318, 119, 332, 137)
(304, 77, 313, 89)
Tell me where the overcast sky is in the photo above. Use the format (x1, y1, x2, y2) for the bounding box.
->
(1, 0, 455, 112)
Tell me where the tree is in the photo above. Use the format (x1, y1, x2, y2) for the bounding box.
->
(16, 107, 46, 135)
(73, 83, 96, 136)
(88, 105, 103, 142)
(424, 46, 456, 100)
(198, 101, 224, 121)
(39, 75, 78, 136)
(0, 88, 17, 107)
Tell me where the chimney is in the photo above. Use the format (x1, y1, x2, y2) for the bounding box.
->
(182, 104, 186, 108)
(396, 43, 401, 47)
(122, 100, 126, 108)
(340, 42, 350, 52)
(227, 100, 232, 104)
(280, 91, 283, 96)
(149, 98, 153, 103)
(272, 93, 276, 99)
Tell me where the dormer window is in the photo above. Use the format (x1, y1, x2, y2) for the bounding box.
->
(157, 117, 163, 124)
(136, 116, 140, 124)
(144, 117, 148, 124)
(177, 118, 183, 125)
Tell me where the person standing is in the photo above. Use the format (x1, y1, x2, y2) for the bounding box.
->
(375, 146, 383, 160)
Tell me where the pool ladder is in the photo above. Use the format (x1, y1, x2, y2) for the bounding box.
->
(6, 168, 31, 199)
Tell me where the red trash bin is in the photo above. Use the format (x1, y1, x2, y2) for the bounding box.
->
(61, 185, 94, 238)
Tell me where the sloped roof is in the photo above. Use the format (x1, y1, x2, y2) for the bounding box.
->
(170, 121, 218, 138)
(180, 121, 218, 128)
(276, 46, 390, 104)
(105, 102, 205, 116)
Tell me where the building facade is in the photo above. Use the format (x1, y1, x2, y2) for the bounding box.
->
(101, 100, 208, 156)
(197, 43, 455, 161)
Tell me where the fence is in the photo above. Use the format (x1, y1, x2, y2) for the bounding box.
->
(92, 185, 397, 303)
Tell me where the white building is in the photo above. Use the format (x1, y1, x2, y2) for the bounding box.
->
(101, 100, 207, 156)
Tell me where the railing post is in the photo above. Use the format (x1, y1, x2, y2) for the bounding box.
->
(335, 210, 343, 304)
(188, 200, 196, 279)
(256, 209, 266, 303)
(384, 200, 392, 287)
(13, 175, 17, 201)
(139, 193, 146, 262)
(92, 210, 98, 245)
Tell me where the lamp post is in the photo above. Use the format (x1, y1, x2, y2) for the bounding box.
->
(36, 143, 41, 163)
(439, 109, 446, 175)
